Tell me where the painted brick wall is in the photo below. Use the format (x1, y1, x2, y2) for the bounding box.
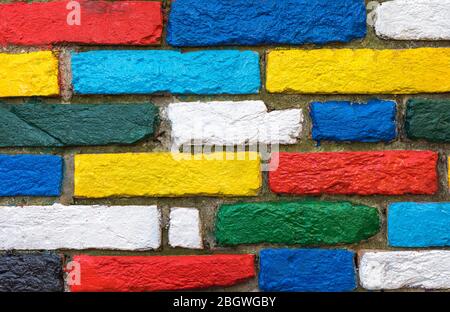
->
(0, 0, 449, 292)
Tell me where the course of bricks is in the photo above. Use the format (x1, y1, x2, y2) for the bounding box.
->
(0, 0, 449, 292)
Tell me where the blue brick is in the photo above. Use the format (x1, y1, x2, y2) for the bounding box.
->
(71, 50, 260, 95)
(167, 0, 366, 47)
(0, 155, 63, 196)
(259, 249, 356, 292)
(388, 203, 450, 247)
(310, 100, 397, 143)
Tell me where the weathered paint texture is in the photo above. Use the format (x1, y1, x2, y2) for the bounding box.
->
(259, 249, 356, 292)
(71, 50, 260, 95)
(167, 101, 302, 149)
(266, 48, 450, 94)
(0, 204, 161, 250)
(0, 254, 63, 292)
(0, 51, 59, 97)
(70, 254, 255, 292)
(359, 251, 450, 290)
(169, 208, 203, 249)
(0, 102, 159, 147)
(388, 203, 450, 247)
(0, 154, 63, 197)
(269, 151, 438, 195)
(0, 0, 162, 46)
(375, 0, 450, 40)
(167, 0, 366, 46)
(310, 100, 397, 143)
(74, 152, 262, 198)
(216, 201, 380, 246)
(405, 99, 450, 143)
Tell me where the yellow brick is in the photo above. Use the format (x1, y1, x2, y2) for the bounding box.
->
(266, 48, 450, 94)
(448, 158, 450, 188)
(74, 152, 262, 198)
(0, 51, 59, 97)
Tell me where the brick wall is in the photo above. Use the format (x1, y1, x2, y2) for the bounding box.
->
(0, 0, 449, 292)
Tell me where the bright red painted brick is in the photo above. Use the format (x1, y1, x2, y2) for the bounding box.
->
(70, 254, 255, 292)
(269, 151, 438, 195)
(0, 0, 162, 46)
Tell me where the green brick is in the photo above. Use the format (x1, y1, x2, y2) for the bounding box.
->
(0, 102, 159, 147)
(215, 201, 380, 246)
(406, 99, 450, 143)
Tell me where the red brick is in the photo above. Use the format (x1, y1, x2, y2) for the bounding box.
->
(269, 151, 438, 195)
(0, 0, 162, 46)
(69, 255, 255, 292)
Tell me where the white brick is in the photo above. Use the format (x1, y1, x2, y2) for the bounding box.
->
(359, 251, 450, 290)
(169, 208, 202, 249)
(374, 0, 450, 40)
(166, 101, 302, 149)
(0, 204, 160, 250)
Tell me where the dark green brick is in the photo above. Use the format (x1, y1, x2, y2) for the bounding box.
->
(406, 99, 450, 142)
(0, 102, 159, 147)
(215, 201, 380, 246)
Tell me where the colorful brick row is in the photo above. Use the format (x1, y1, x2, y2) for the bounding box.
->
(2, 201, 447, 252)
(1, 151, 447, 197)
(3, 49, 450, 96)
(3, 249, 449, 291)
(3, 99, 450, 147)
(5, 0, 450, 46)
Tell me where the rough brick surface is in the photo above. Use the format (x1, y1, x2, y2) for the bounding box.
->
(169, 208, 203, 249)
(0, 102, 159, 147)
(216, 201, 380, 246)
(0, 0, 162, 46)
(0, 253, 63, 292)
(70, 254, 255, 292)
(167, 0, 366, 46)
(266, 48, 450, 94)
(259, 249, 356, 292)
(167, 101, 302, 149)
(405, 99, 450, 142)
(310, 100, 397, 143)
(388, 203, 450, 247)
(375, 0, 450, 40)
(71, 50, 260, 95)
(269, 151, 438, 195)
(0, 51, 59, 97)
(0, 204, 161, 250)
(0, 154, 63, 196)
(74, 152, 261, 198)
(359, 251, 450, 290)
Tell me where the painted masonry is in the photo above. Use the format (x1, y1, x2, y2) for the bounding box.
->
(0, 0, 449, 292)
